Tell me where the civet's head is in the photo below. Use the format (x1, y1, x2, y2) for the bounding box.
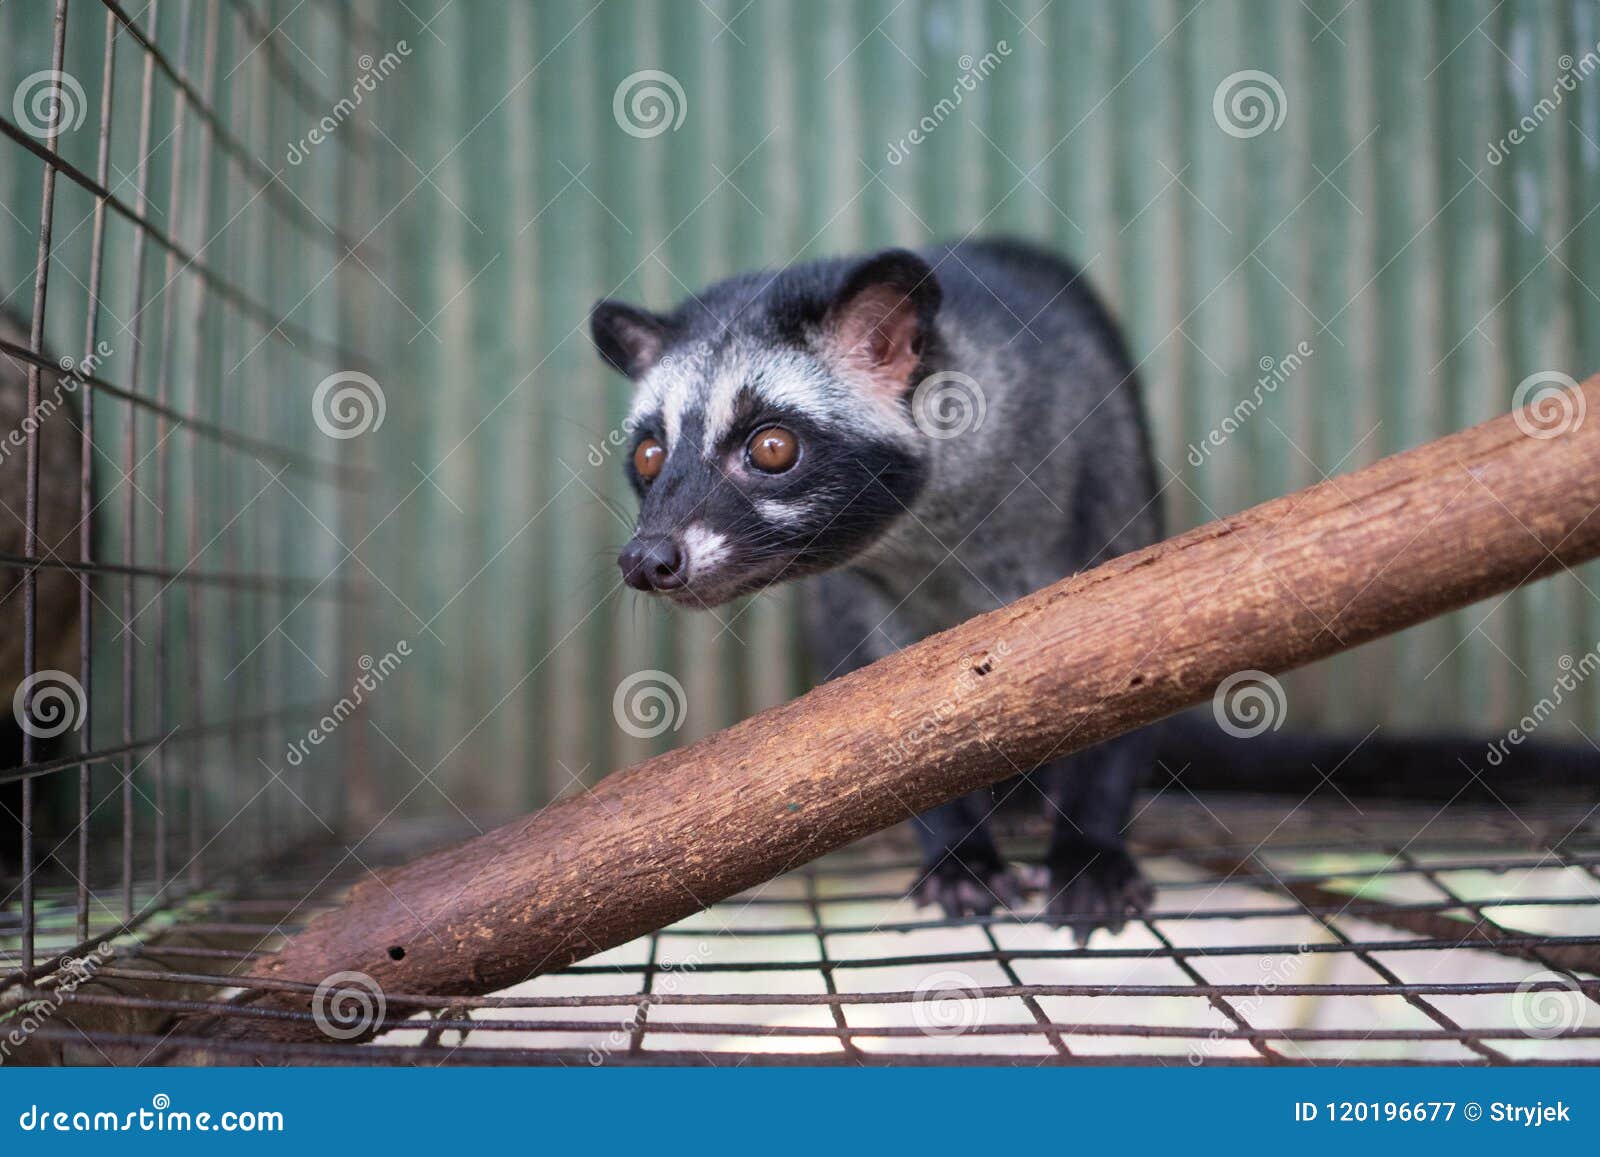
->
(590, 249, 942, 607)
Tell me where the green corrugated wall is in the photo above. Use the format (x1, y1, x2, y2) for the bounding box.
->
(5, 0, 1600, 821)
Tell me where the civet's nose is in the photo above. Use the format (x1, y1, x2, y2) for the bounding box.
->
(618, 536, 688, 592)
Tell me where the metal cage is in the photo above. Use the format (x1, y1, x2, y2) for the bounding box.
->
(2, 0, 372, 987)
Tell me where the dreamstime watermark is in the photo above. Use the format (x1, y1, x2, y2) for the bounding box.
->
(11, 669, 87, 740)
(1487, 47, 1600, 166)
(1186, 340, 1313, 466)
(1511, 370, 1585, 439)
(0, 943, 113, 1064)
(911, 969, 986, 1037)
(1188, 945, 1308, 1064)
(1484, 642, 1600, 767)
(1511, 971, 1588, 1039)
(16, 1094, 283, 1134)
(613, 69, 686, 138)
(584, 351, 695, 468)
(1212, 669, 1287, 739)
(1, 341, 114, 468)
(911, 370, 987, 440)
(285, 42, 411, 165)
(12, 70, 87, 139)
(312, 370, 386, 439)
(311, 970, 386, 1040)
(284, 641, 410, 767)
(613, 669, 687, 739)
(586, 940, 711, 1064)
(885, 42, 1011, 165)
(884, 640, 1011, 767)
(587, 412, 644, 468)
(1212, 69, 1287, 139)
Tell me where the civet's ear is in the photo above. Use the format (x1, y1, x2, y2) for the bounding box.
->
(822, 249, 941, 396)
(590, 300, 670, 380)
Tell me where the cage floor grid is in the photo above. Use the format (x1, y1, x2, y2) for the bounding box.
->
(5, 793, 1600, 1066)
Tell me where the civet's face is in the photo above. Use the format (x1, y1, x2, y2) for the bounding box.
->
(590, 251, 939, 608)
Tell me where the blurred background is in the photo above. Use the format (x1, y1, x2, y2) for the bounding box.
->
(3, 0, 1599, 852)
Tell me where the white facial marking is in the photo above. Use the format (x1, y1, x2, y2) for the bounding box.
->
(626, 334, 922, 470)
(680, 523, 731, 582)
(628, 342, 712, 451)
(702, 344, 836, 455)
(754, 498, 810, 527)
(701, 345, 753, 455)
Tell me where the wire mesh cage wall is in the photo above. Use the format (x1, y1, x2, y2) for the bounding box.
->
(1, 0, 1599, 1065)
(1, 0, 373, 979)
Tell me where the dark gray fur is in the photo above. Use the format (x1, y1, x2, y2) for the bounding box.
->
(593, 238, 1164, 937)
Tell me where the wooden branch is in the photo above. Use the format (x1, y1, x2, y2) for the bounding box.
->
(209, 377, 1600, 1043)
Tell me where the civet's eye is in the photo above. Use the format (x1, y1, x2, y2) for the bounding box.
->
(633, 437, 666, 481)
(747, 426, 799, 474)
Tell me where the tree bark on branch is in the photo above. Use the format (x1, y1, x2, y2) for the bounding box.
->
(205, 378, 1600, 1044)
